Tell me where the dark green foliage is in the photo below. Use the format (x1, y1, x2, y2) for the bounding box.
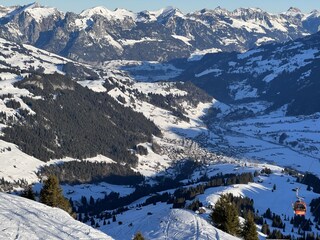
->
(20, 185, 35, 200)
(279, 133, 288, 144)
(291, 215, 312, 231)
(90, 218, 95, 226)
(223, 107, 255, 121)
(62, 62, 99, 80)
(242, 212, 259, 240)
(310, 197, 320, 224)
(147, 92, 189, 122)
(39, 161, 144, 185)
(5, 99, 21, 109)
(133, 232, 145, 240)
(272, 214, 285, 229)
(187, 199, 203, 211)
(263, 208, 285, 229)
(117, 95, 126, 104)
(261, 168, 272, 175)
(174, 81, 212, 105)
(134, 145, 148, 155)
(261, 223, 270, 235)
(224, 194, 255, 218)
(144, 193, 171, 206)
(174, 185, 205, 201)
(268, 229, 291, 239)
(172, 197, 186, 208)
(300, 173, 320, 194)
(3, 73, 160, 163)
(273, 184, 277, 191)
(210, 194, 240, 236)
(40, 175, 73, 215)
(263, 208, 272, 219)
(305, 233, 320, 240)
(0, 177, 28, 193)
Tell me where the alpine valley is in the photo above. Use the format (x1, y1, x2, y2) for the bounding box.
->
(0, 2, 320, 240)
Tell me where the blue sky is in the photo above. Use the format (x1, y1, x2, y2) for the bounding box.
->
(0, 0, 319, 14)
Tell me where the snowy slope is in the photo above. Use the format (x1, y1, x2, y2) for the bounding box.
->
(93, 161, 320, 239)
(101, 204, 240, 240)
(0, 192, 113, 239)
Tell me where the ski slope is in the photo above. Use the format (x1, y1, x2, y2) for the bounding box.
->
(0, 192, 113, 239)
(101, 203, 240, 240)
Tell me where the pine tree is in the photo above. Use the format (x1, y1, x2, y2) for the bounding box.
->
(242, 212, 259, 240)
(261, 223, 270, 235)
(273, 184, 276, 191)
(40, 175, 73, 216)
(210, 194, 240, 236)
(133, 232, 145, 240)
(21, 186, 35, 200)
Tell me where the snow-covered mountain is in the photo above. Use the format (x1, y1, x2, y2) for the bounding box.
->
(1, 7, 320, 239)
(0, 36, 216, 185)
(178, 30, 320, 116)
(1, 3, 320, 62)
(0, 192, 112, 239)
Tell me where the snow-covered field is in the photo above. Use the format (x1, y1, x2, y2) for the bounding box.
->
(0, 192, 113, 239)
(101, 203, 239, 240)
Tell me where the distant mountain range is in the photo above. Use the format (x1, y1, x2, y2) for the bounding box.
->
(177, 30, 320, 116)
(1, 3, 320, 62)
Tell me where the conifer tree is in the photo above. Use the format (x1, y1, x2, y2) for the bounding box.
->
(21, 186, 35, 200)
(133, 232, 145, 240)
(242, 212, 259, 240)
(210, 194, 240, 236)
(261, 223, 270, 235)
(40, 175, 73, 216)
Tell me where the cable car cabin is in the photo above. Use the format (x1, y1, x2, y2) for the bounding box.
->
(293, 200, 307, 216)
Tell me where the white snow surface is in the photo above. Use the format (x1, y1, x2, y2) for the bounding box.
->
(0, 140, 43, 184)
(101, 204, 239, 240)
(195, 68, 222, 77)
(80, 6, 136, 21)
(25, 7, 59, 22)
(171, 35, 192, 46)
(119, 37, 162, 46)
(0, 192, 113, 240)
(188, 48, 221, 61)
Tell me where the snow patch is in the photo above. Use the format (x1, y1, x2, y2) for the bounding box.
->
(171, 35, 192, 46)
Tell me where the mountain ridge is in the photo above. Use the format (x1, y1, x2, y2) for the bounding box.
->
(1, 3, 320, 63)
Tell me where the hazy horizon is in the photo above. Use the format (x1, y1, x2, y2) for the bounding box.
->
(0, 0, 319, 14)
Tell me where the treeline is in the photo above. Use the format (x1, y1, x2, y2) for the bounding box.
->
(2, 73, 161, 163)
(77, 172, 253, 215)
(0, 178, 28, 192)
(38, 161, 144, 185)
(172, 172, 253, 208)
(174, 81, 212, 105)
(298, 173, 320, 194)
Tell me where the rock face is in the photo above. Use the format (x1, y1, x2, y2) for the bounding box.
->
(1, 3, 320, 63)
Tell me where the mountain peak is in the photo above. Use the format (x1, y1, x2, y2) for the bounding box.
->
(287, 7, 302, 12)
(158, 6, 184, 19)
(80, 6, 136, 20)
(214, 6, 229, 14)
(285, 7, 303, 16)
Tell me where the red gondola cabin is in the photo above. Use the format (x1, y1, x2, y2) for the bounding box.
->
(293, 200, 307, 216)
